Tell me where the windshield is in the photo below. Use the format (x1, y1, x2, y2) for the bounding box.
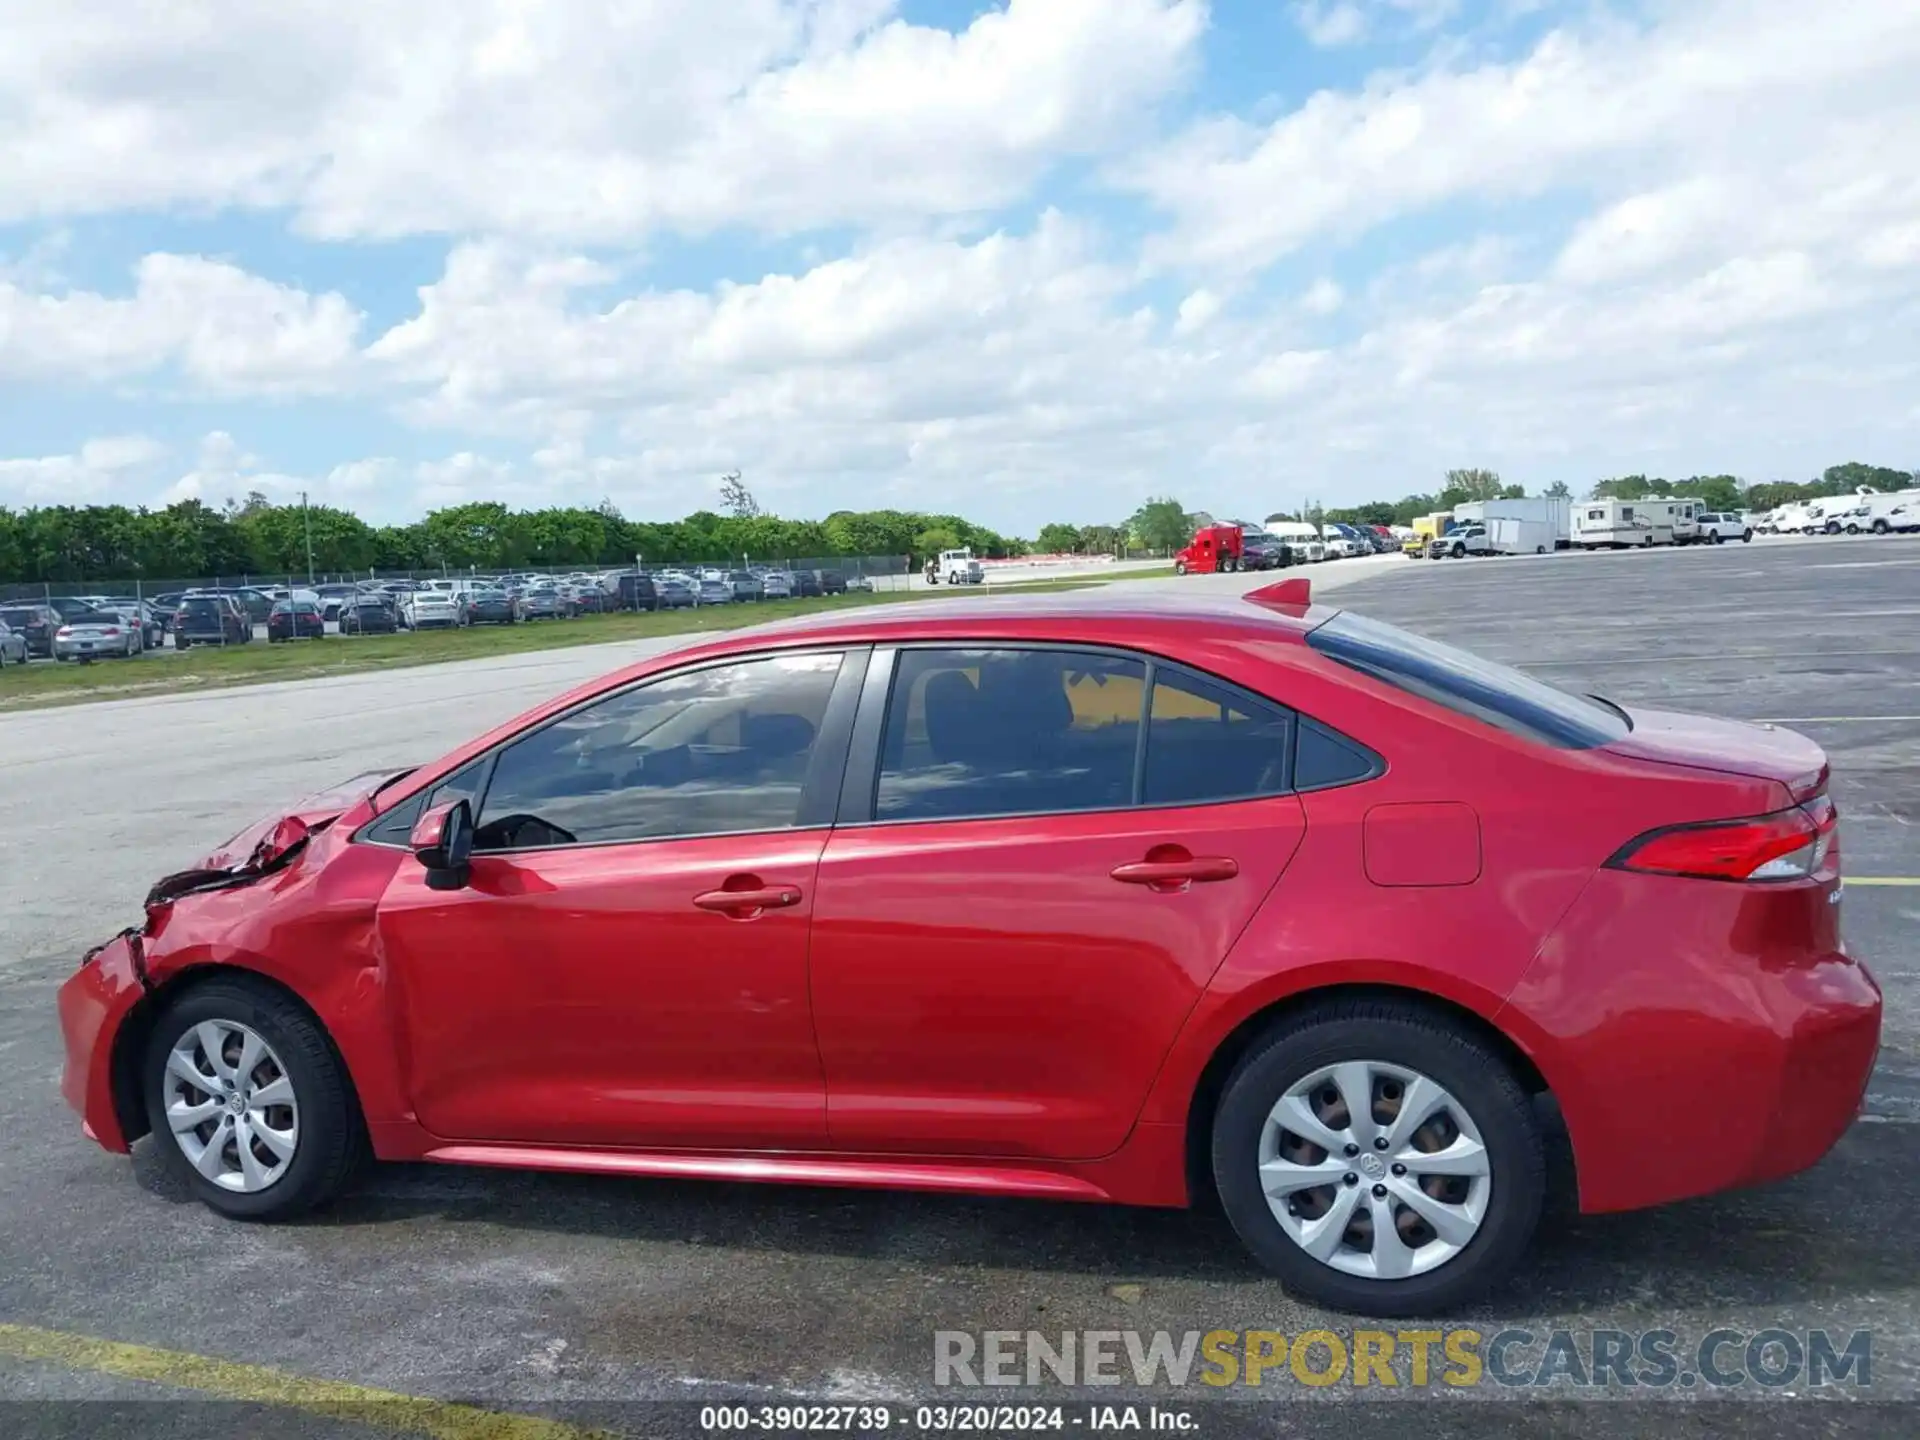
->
(1308, 612, 1631, 750)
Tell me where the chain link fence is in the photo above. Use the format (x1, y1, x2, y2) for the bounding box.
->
(0, 554, 918, 606)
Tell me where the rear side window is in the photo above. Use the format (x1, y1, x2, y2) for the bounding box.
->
(1308, 612, 1628, 750)
(1143, 670, 1293, 805)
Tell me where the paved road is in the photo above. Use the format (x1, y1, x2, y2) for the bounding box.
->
(1, 539, 1914, 1434)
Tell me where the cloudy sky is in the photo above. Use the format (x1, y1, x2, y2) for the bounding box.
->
(2, 0, 1917, 532)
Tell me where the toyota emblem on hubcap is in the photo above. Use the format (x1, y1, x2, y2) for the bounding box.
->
(1359, 1153, 1386, 1178)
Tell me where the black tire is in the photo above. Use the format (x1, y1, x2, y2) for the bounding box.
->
(1742, 530, 1753, 542)
(1450, 543, 1465, 559)
(143, 977, 366, 1220)
(1872, 520, 1889, 536)
(1211, 998, 1545, 1317)
(1174, 560, 1188, 576)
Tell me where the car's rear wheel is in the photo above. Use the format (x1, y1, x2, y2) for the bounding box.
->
(142, 980, 365, 1220)
(1212, 1000, 1544, 1317)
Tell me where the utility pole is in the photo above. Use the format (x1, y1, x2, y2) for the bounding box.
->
(301, 491, 315, 584)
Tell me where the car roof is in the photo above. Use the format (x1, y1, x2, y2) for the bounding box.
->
(649, 586, 1331, 668)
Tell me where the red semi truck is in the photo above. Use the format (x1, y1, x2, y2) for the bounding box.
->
(1173, 524, 1245, 575)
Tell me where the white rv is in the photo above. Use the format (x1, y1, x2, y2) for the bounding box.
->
(1572, 499, 1670, 548)
(1640, 497, 1701, 544)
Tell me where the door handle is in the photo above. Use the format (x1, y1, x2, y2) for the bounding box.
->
(693, 884, 803, 915)
(1109, 856, 1239, 889)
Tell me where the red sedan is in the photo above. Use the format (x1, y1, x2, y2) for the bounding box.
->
(57, 579, 1879, 1315)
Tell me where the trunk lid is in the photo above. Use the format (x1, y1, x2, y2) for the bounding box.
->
(1606, 706, 1827, 798)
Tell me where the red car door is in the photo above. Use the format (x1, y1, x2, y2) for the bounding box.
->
(807, 647, 1307, 1160)
(375, 649, 861, 1150)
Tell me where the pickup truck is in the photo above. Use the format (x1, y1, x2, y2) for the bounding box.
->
(1694, 512, 1754, 543)
(1428, 525, 1494, 558)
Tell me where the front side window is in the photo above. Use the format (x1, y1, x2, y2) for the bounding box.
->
(472, 652, 844, 850)
(876, 649, 1144, 822)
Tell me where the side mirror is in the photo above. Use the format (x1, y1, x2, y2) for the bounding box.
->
(410, 799, 474, 891)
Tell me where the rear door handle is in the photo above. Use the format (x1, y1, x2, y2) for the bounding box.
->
(1109, 857, 1239, 888)
(693, 884, 803, 916)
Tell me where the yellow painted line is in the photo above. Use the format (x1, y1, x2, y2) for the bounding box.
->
(0, 1323, 614, 1440)
(1849, 877, 1920, 887)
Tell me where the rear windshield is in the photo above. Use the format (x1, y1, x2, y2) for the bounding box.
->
(69, 611, 123, 626)
(1307, 612, 1630, 750)
(0, 608, 39, 625)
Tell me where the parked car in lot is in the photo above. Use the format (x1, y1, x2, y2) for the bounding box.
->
(844, 573, 874, 592)
(656, 577, 697, 609)
(1694, 512, 1754, 544)
(0, 618, 27, 667)
(696, 577, 733, 606)
(187, 587, 276, 625)
(793, 569, 824, 598)
(817, 569, 849, 595)
(0, 604, 60, 658)
(615, 573, 660, 612)
(52, 609, 142, 660)
(401, 591, 461, 630)
(313, 585, 369, 623)
(172, 595, 251, 649)
(759, 571, 794, 600)
(463, 589, 520, 626)
(56, 577, 1880, 1319)
(727, 570, 764, 602)
(339, 598, 401, 635)
(519, 587, 567, 620)
(266, 600, 326, 642)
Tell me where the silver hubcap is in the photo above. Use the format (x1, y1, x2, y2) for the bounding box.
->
(1260, 1060, 1491, 1280)
(163, 1020, 299, 1192)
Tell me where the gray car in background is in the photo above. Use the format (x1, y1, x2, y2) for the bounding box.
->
(53, 610, 143, 660)
(0, 619, 27, 667)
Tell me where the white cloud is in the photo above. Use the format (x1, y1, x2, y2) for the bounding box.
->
(1175, 288, 1223, 334)
(1292, 0, 1460, 48)
(1294, 3, 1369, 47)
(1301, 278, 1345, 315)
(0, 256, 361, 391)
(1, 0, 1203, 243)
(1130, 0, 1920, 277)
(4, 0, 1920, 531)
(0, 436, 169, 505)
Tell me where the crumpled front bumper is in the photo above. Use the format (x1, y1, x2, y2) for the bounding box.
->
(58, 931, 150, 1153)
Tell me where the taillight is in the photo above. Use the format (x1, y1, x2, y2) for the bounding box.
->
(56, 626, 73, 638)
(1610, 797, 1838, 883)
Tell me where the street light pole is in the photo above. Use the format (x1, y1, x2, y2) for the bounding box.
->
(301, 490, 315, 584)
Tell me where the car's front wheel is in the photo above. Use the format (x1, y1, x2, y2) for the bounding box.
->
(142, 979, 365, 1220)
(1212, 999, 1545, 1317)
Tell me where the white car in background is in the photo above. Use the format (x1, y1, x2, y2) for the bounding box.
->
(402, 590, 461, 629)
(1693, 512, 1753, 543)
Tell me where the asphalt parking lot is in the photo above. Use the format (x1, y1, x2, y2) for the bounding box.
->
(1, 539, 1915, 1438)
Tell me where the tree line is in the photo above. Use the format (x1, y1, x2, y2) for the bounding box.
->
(0, 489, 1026, 586)
(7, 459, 1913, 585)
